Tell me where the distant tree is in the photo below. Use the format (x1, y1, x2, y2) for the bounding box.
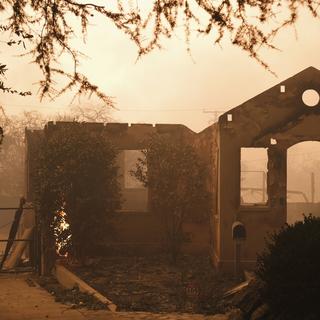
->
(132, 133, 211, 262)
(69, 104, 113, 123)
(1, 1, 319, 103)
(0, 105, 112, 202)
(0, 108, 46, 200)
(35, 124, 121, 264)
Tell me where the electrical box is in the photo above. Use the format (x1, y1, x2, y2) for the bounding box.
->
(232, 221, 246, 240)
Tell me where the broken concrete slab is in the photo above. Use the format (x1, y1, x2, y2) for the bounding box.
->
(54, 262, 117, 312)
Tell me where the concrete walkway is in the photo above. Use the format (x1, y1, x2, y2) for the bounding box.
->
(0, 273, 229, 320)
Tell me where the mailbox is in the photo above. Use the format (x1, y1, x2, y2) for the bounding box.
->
(232, 221, 246, 278)
(232, 221, 246, 241)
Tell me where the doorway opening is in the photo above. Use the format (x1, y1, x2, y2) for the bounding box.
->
(287, 141, 320, 224)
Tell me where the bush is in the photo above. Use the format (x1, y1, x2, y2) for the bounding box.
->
(256, 215, 320, 319)
(131, 133, 211, 262)
(36, 123, 121, 262)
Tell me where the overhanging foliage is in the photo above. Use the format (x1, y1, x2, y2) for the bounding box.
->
(1, 1, 319, 102)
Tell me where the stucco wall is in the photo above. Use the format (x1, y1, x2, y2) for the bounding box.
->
(214, 67, 320, 272)
(99, 213, 210, 255)
(25, 121, 213, 256)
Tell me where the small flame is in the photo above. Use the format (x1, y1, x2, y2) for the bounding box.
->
(53, 209, 72, 257)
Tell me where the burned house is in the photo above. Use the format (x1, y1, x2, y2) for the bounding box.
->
(24, 66, 320, 273)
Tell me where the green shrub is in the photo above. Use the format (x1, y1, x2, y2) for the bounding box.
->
(256, 215, 320, 319)
(36, 123, 121, 262)
(131, 133, 211, 262)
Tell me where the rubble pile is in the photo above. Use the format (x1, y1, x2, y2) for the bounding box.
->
(72, 255, 237, 314)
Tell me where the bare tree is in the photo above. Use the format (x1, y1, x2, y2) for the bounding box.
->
(0, 102, 112, 198)
(0, 108, 47, 198)
(0, 1, 319, 105)
(70, 104, 113, 123)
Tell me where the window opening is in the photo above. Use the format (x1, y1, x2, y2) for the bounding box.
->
(241, 148, 268, 205)
(302, 89, 319, 107)
(287, 141, 320, 224)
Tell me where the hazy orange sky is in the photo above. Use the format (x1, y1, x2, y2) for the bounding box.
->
(1, 6, 320, 132)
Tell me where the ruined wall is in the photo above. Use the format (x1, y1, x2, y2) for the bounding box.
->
(101, 122, 212, 255)
(107, 123, 196, 213)
(25, 121, 213, 256)
(214, 67, 320, 272)
(104, 214, 211, 255)
(192, 124, 219, 259)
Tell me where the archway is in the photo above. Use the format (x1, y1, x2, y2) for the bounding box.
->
(287, 141, 320, 224)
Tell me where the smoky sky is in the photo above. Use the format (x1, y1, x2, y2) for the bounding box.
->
(0, 6, 319, 132)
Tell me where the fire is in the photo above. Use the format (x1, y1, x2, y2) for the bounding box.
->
(53, 210, 72, 257)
